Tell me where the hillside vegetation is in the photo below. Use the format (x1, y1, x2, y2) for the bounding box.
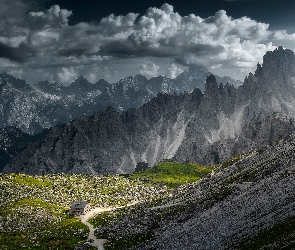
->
(0, 173, 170, 249)
(129, 162, 214, 187)
(8, 151, 295, 250)
(0, 161, 216, 249)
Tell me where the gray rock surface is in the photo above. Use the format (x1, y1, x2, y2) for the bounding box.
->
(136, 133, 295, 249)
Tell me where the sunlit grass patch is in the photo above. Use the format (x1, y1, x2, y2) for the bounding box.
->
(130, 162, 215, 188)
(7, 173, 52, 188)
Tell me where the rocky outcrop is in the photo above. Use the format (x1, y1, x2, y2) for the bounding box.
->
(4, 92, 202, 174)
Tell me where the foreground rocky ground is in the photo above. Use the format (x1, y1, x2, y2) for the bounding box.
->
(90, 135, 295, 249)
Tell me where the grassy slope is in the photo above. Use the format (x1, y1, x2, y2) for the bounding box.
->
(5, 154, 292, 250)
(0, 198, 88, 249)
(129, 162, 215, 188)
(0, 173, 169, 249)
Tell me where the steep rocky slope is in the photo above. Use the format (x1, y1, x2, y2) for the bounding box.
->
(133, 133, 295, 249)
(88, 133, 295, 249)
(4, 47, 295, 174)
(4, 92, 202, 174)
(0, 68, 240, 134)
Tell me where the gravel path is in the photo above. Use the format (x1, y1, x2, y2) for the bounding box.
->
(80, 203, 138, 249)
(80, 207, 113, 249)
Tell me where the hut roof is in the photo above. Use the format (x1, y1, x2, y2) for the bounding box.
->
(70, 200, 89, 209)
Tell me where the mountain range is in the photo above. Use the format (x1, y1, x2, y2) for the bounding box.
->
(0, 67, 241, 135)
(3, 46, 295, 175)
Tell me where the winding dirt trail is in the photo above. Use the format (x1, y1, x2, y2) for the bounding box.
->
(80, 207, 113, 249)
(79, 203, 138, 249)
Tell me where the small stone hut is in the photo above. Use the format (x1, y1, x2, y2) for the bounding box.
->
(70, 200, 91, 215)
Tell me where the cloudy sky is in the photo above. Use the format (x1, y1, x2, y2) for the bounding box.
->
(1, 0, 295, 85)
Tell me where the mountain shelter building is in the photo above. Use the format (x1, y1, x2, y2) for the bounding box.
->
(70, 200, 91, 215)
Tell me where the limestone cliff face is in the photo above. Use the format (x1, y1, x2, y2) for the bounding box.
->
(4, 47, 295, 174)
(4, 92, 202, 174)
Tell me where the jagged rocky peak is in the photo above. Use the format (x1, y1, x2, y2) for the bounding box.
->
(254, 62, 263, 77)
(257, 46, 295, 78)
(92, 79, 110, 93)
(178, 66, 208, 78)
(68, 76, 92, 90)
(34, 81, 65, 93)
(218, 81, 237, 98)
(204, 74, 219, 95)
(174, 67, 242, 93)
(244, 72, 258, 87)
(0, 72, 32, 91)
(203, 74, 239, 98)
(173, 67, 209, 92)
(243, 46, 295, 97)
(117, 74, 149, 90)
(191, 87, 204, 100)
(134, 74, 148, 82)
(6, 47, 295, 175)
(94, 79, 109, 87)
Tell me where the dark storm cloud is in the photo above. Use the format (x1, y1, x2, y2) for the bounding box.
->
(175, 44, 225, 67)
(58, 48, 89, 57)
(100, 40, 224, 68)
(0, 43, 34, 63)
(186, 44, 224, 56)
(100, 40, 181, 58)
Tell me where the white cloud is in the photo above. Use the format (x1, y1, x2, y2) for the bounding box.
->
(138, 60, 160, 78)
(1, 2, 295, 84)
(167, 63, 183, 79)
(273, 30, 295, 41)
(28, 5, 72, 29)
(56, 67, 78, 85)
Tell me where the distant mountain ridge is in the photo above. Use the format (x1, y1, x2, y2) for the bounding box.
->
(4, 47, 295, 175)
(0, 68, 241, 135)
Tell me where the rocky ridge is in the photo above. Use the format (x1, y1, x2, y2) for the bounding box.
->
(0, 67, 241, 134)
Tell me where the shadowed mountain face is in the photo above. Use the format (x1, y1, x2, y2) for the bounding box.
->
(0, 127, 49, 172)
(0, 67, 241, 135)
(135, 133, 295, 249)
(4, 47, 295, 175)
